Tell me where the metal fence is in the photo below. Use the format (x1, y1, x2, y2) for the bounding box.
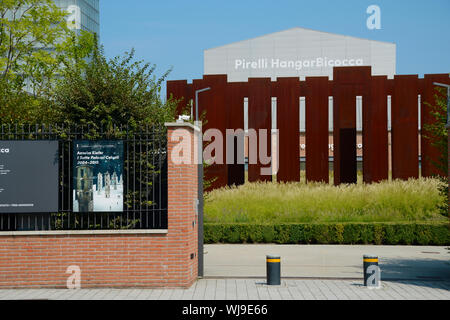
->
(0, 124, 168, 231)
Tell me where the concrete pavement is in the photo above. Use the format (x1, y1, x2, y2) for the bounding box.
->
(204, 245, 450, 280)
(0, 245, 449, 300)
(1, 279, 449, 300)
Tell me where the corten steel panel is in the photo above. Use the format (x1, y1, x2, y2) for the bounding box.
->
(248, 78, 272, 182)
(187, 84, 193, 107)
(392, 75, 419, 180)
(193, 75, 229, 190)
(305, 77, 329, 183)
(299, 81, 308, 97)
(421, 74, 450, 177)
(226, 82, 247, 187)
(340, 128, 357, 182)
(418, 78, 425, 96)
(363, 76, 389, 183)
(386, 79, 394, 96)
(276, 77, 300, 183)
(333, 67, 371, 185)
(166, 80, 191, 116)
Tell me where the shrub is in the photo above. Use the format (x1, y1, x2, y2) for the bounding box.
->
(205, 178, 448, 224)
(204, 222, 450, 246)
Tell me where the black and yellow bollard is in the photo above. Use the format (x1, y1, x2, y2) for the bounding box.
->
(363, 255, 381, 288)
(266, 255, 281, 285)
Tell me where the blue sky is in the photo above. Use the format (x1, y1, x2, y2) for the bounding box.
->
(100, 0, 450, 87)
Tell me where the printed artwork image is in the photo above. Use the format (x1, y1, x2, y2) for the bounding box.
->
(73, 141, 124, 212)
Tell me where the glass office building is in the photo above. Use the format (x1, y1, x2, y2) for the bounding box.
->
(4, 1, 99, 35)
(8, 1, 100, 93)
(53, 0, 100, 35)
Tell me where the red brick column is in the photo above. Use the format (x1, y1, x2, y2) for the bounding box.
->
(165, 122, 199, 288)
(0, 123, 199, 289)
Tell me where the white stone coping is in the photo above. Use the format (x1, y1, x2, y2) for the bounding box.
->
(0, 229, 168, 236)
(165, 122, 201, 132)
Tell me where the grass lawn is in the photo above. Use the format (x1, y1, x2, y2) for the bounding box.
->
(204, 178, 448, 224)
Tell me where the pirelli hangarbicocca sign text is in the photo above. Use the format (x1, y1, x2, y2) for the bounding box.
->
(235, 57, 365, 71)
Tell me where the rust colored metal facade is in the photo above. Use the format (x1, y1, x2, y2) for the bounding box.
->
(248, 78, 272, 182)
(167, 67, 448, 190)
(333, 67, 371, 185)
(166, 80, 192, 116)
(276, 78, 300, 183)
(305, 77, 330, 183)
(226, 82, 247, 187)
(421, 74, 450, 177)
(392, 75, 419, 180)
(194, 75, 229, 190)
(363, 76, 389, 183)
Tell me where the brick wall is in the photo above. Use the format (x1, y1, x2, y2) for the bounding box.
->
(0, 123, 199, 289)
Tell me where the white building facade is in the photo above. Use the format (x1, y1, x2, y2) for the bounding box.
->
(204, 27, 396, 82)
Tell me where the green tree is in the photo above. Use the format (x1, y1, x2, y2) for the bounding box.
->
(423, 86, 449, 216)
(0, 0, 95, 124)
(423, 87, 448, 175)
(51, 39, 177, 131)
(1, 0, 68, 92)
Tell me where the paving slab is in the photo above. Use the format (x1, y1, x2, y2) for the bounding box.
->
(0, 279, 449, 300)
(204, 244, 450, 280)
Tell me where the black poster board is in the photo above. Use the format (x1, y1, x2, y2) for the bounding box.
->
(0, 141, 59, 213)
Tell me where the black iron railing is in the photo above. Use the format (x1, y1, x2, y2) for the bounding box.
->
(0, 124, 168, 231)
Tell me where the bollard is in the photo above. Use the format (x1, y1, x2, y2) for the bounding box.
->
(266, 255, 281, 285)
(363, 255, 381, 288)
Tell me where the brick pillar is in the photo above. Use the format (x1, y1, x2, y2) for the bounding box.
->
(166, 122, 200, 287)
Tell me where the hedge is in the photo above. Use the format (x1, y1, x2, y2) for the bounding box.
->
(204, 222, 450, 245)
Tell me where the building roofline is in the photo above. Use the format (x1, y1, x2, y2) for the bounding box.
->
(204, 27, 396, 52)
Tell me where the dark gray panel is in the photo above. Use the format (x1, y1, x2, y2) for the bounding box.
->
(0, 141, 59, 213)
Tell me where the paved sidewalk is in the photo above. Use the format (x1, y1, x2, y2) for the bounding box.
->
(1, 245, 448, 300)
(0, 279, 449, 300)
(205, 245, 450, 280)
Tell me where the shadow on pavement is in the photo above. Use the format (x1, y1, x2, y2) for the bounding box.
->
(378, 257, 450, 290)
